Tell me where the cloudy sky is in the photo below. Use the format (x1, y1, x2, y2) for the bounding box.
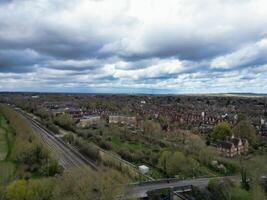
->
(1, 0, 267, 94)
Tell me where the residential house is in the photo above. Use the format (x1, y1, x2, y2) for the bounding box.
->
(217, 136, 249, 157)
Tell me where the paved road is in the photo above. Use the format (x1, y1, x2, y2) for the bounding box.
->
(124, 176, 238, 199)
(16, 108, 98, 171)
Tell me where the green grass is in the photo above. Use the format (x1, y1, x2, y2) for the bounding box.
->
(111, 136, 122, 148)
(0, 115, 16, 185)
(111, 136, 150, 152)
(0, 161, 15, 184)
(0, 115, 14, 161)
(0, 128, 8, 161)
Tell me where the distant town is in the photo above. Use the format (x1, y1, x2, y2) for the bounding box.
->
(0, 92, 266, 199)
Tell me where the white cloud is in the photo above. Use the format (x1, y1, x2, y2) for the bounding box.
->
(104, 59, 185, 80)
(1, 0, 267, 93)
(211, 38, 267, 69)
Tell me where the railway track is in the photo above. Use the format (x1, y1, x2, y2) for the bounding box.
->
(16, 108, 98, 171)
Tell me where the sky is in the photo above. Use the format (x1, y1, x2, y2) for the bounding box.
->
(0, 0, 267, 94)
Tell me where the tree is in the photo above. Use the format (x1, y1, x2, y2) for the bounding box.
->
(158, 151, 172, 176)
(158, 116, 169, 131)
(143, 120, 162, 141)
(184, 138, 215, 165)
(158, 151, 199, 178)
(39, 159, 63, 177)
(207, 178, 233, 200)
(52, 168, 98, 200)
(54, 114, 75, 131)
(232, 120, 256, 144)
(98, 170, 126, 200)
(5, 179, 55, 200)
(212, 122, 232, 141)
(52, 168, 127, 200)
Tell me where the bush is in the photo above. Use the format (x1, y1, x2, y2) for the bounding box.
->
(98, 140, 112, 150)
(44, 120, 59, 134)
(75, 138, 99, 161)
(54, 114, 75, 131)
(39, 160, 63, 176)
(158, 151, 200, 178)
(117, 148, 133, 162)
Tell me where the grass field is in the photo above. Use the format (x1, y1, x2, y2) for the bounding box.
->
(0, 115, 13, 161)
(0, 162, 15, 184)
(0, 115, 16, 185)
(0, 115, 8, 160)
(111, 135, 155, 152)
(0, 127, 8, 161)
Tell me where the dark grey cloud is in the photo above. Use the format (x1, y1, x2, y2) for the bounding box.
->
(0, 49, 46, 73)
(0, 0, 267, 93)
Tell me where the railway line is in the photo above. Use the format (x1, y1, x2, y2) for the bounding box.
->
(16, 108, 98, 171)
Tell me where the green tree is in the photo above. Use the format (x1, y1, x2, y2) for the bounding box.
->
(99, 170, 126, 200)
(232, 120, 256, 144)
(143, 120, 161, 138)
(52, 168, 127, 200)
(212, 122, 232, 141)
(158, 151, 172, 176)
(52, 168, 98, 200)
(207, 178, 233, 200)
(54, 114, 75, 131)
(5, 179, 55, 200)
(184, 138, 215, 165)
(159, 151, 199, 178)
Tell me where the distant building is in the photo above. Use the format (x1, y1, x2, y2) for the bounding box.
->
(51, 107, 83, 119)
(77, 115, 101, 128)
(217, 136, 249, 157)
(109, 115, 137, 126)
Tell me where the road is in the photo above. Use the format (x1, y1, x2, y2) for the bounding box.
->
(124, 176, 238, 199)
(16, 108, 98, 171)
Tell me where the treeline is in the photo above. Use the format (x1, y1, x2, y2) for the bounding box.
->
(0, 168, 128, 200)
(192, 177, 267, 200)
(9, 101, 60, 135)
(0, 105, 61, 178)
